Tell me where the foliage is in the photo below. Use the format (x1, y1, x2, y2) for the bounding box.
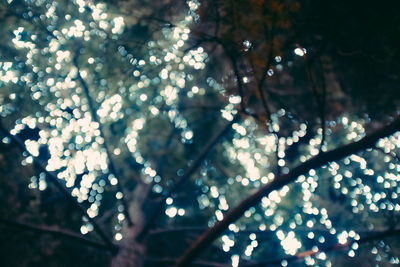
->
(0, 0, 399, 266)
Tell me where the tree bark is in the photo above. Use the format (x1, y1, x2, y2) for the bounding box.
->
(111, 183, 150, 267)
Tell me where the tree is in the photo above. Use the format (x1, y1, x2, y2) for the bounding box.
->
(0, 0, 399, 266)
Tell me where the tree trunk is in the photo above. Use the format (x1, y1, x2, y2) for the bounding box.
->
(111, 183, 149, 267)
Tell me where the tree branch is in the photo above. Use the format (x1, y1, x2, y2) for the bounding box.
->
(228, 53, 248, 114)
(137, 115, 239, 241)
(0, 218, 115, 252)
(173, 117, 400, 266)
(303, 52, 327, 152)
(73, 47, 133, 226)
(147, 226, 400, 266)
(146, 258, 229, 267)
(149, 226, 377, 238)
(252, 17, 276, 121)
(243, 228, 400, 266)
(0, 121, 116, 251)
(317, 58, 327, 152)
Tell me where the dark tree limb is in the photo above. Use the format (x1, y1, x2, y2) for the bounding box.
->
(149, 226, 378, 238)
(137, 115, 239, 241)
(228, 53, 248, 114)
(0, 218, 115, 252)
(303, 52, 327, 152)
(252, 17, 276, 121)
(317, 57, 327, 152)
(173, 117, 400, 266)
(242, 228, 400, 266)
(146, 258, 229, 267)
(147, 226, 400, 266)
(0, 121, 116, 251)
(149, 226, 366, 236)
(73, 48, 133, 226)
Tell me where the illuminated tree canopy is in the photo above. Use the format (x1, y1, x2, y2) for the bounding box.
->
(0, 0, 399, 266)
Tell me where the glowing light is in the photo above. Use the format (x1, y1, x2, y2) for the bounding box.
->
(112, 17, 125, 34)
(280, 231, 302, 255)
(115, 233, 123, 241)
(231, 255, 239, 267)
(294, 47, 306, 56)
(166, 207, 177, 218)
(338, 231, 348, 244)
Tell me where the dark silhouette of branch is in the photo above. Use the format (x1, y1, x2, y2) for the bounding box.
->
(252, 17, 276, 121)
(174, 104, 225, 111)
(137, 115, 240, 241)
(149, 226, 376, 238)
(242, 228, 400, 266)
(147, 226, 400, 266)
(0, 121, 116, 251)
(215, 38, 263, 122)
(173, 117, 400, 267)
(0, 218, 115, 252)
(267, 86, 305, 96)
(146, 258, 230, 267)
(183, 35, 263, 122)
(302, 49, 329, 152)
(228, 53, 248, 114)
(149, 226, 206, 236)
(184, 0, 221, 55)
(73, 47, 133, 226)
(213, 0, 220, 38)
(317, 58, 327, 152)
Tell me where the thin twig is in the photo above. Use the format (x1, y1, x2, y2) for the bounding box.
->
(218, 40, 261, 122)
(303, 52, 326, 152)
(228, 53, 248, 114)
(213, 0, 220, 38)
(0, 218, 115, 252)
(148, 227, 400, 266)
(317, 57, 327, 152)
(254, 18, 277, 121)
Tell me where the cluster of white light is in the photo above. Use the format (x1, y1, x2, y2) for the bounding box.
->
(61, 19, 86, 38)
(278, 230, 302, 255)
(183, 47, 207, 70)
(112, 17, 125, 34)
(97, 94, 123, 120)
(243, 232, 259, 257)
(124, 119, 148, 170)
(3, 0, 138, 238)
(12, 27, 36, 50)
(294, 47, 307, 57)
(211, 114, 400, 265)
(0, 62, 18, 84)
(5, 0, 400, 264)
